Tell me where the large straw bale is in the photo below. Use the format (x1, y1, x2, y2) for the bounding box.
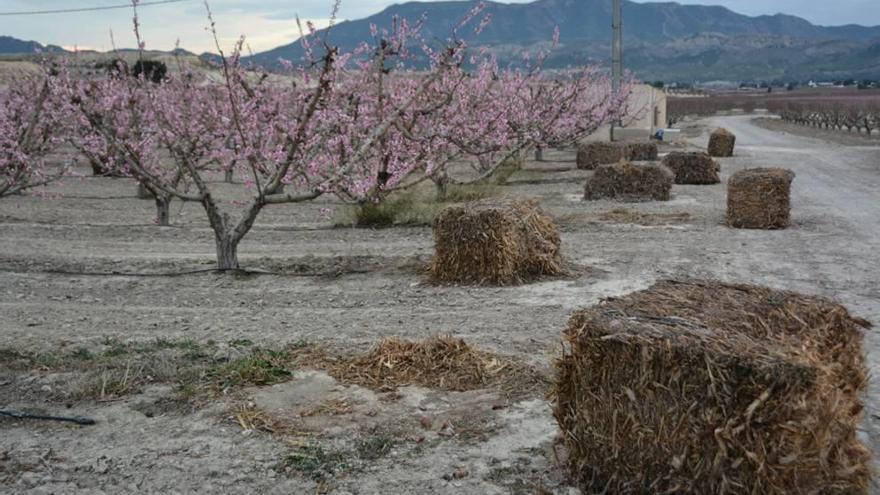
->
(577, 142, 628, 170)
(577, 142, 659, 170)
(663, 151, 721, 184)
(727, 168, 795, 229)
(429, 199, 563, 285)
(627, 142, 659, 161)
(708, 128, 736, 157)
(584, 160, 673, 202)
(553, 279, 871, 495)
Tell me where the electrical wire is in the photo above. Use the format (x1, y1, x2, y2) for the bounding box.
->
(0, 0, 195, 16)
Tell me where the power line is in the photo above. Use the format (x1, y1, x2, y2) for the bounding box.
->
(0, 0, 195, 16)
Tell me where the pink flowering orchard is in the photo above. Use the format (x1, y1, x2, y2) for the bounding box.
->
(0, 68, 69, 198)
(66, 2, 480, 268)
(374, 32, 634, 199)
(19, 0, 633, 270)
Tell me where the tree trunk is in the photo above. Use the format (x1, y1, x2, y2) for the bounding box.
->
(215, 234, 240, 270)
(155, 196, 171, 226)
(91, 160, 108, 176)
(136, 181, 153, 199)
(224, 168, 234, 183)
(535, 147, 544, 162)
(433, 172, 448, 202)
(490, 152, 523, 185)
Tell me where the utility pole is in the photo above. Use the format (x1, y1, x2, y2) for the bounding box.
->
(611, 0, 623, 139)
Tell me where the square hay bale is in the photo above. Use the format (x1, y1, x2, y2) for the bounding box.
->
(553, 279, 871, 495)
(727, 168, 795, 229)
(577, 142, 628, 170)
(662, 151, 721, 184)
(429, 199, 563, 285)
(577, 142, 659, 170)
(708, 128, 736, 157)
(584, 161, 673, 202)
(627, 142, 659, 161)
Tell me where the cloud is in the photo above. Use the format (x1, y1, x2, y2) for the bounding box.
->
(1, 0, 877, 54)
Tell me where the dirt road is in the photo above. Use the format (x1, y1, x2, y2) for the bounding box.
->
(1, 115, 879, 493)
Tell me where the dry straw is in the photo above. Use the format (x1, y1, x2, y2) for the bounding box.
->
(662, 151, 721, 184)
(584, 160, 673, 202)
(727, 168, 795, 229)
(429, 199, 564, 285)
(577, 142, 659, 170)
(298, 336, 543, 396)
(553, 279, 871, 494)
(627, 142, 659, 161)
(577, 142, 628, 170)
(708, 128, 736, 157)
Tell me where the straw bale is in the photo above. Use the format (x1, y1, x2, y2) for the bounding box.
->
(708, 128, 736, 157)
(584, 160, 673, 202)
(429, 199, 563, 285)
(627, 142, 659, 161)
(727, 168, 795, 229)
(553, 279, 871, 495)
(576, 142, 659, 170)
(662, 151, 721, 184)
(576, 142, 628, 170)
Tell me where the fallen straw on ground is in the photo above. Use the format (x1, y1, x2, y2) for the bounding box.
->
(295, 336, 545, 397)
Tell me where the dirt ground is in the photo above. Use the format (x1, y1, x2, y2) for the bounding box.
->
(2, 115, 880, 494)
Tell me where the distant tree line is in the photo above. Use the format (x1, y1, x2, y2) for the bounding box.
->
(667, 89, 880, 136)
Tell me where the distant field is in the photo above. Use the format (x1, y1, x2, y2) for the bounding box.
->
(669, 88, 880, 135)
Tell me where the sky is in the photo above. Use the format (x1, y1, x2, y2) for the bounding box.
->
(0, 0, 878, 54)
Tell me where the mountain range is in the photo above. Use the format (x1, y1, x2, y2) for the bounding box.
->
(3, 0, 880, 82)
(247, 0, 880, 82)
(0, 36, 65, 55)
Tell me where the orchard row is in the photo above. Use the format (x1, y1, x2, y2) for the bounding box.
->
(1, 5, 631, 269)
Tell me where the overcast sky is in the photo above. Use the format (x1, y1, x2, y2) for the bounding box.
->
(1, 0, 878, 54)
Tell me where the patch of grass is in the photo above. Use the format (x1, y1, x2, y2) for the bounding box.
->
(228, 338, 254, 349)
(449, 414, 500, 442)
(279, 445, 351, 482)
(276, 431, 400, 482)
(211, 350, 293, 390)
(333, 193, 418, 228)
(503, 168, 544, 184)
(440, 183, 499, 203)
(355, 433, 397, 461)
(491, 155, 524, 185)
(3, 340, 303, 404)
(334, 183, 501, 228)
(79, 362, 147, 400)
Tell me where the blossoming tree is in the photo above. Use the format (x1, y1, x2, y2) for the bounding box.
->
(68, 2, 480, 267)
(0, 69, 69, 198)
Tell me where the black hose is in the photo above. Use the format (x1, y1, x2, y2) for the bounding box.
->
(0, 409, 96, 426)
